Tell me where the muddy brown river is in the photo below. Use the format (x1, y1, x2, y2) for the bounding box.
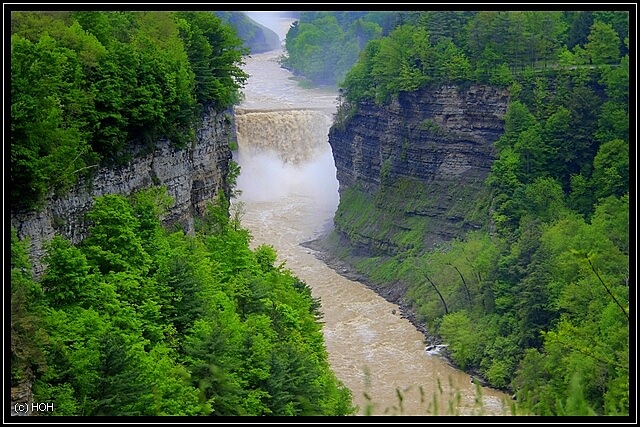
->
(231, 15, 511, 416)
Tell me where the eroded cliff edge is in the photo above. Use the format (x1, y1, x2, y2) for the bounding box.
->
(310, 84, 509, 331)
(11, 106, 233, 278)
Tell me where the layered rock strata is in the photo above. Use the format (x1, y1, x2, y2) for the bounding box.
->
(11, 107, 233, 277)
(328, 84, 509, 255)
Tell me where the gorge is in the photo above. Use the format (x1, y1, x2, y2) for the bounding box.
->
(328, 85, 509, 257)
(10, 12, 514, 417)
(231, 40, 512, 414)
(11, 9, 628, 417)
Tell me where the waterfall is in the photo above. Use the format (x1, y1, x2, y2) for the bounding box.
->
(234, 108, 333, 164)
(232, 107, 339, 205)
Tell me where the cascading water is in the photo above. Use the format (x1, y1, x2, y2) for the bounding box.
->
(234, 109, 333, 164)
(231, 15, 511, 416)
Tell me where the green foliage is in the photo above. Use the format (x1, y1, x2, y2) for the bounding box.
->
(11, 11, 248, 209)
(175, 12, 248, 109)
(11, 32, 95, 210)
(379, 158, 393, 184)
(439, 311, 484, 370)
(590, 194, 629, 255)
(591, 139, 629, 200)
(226, 159, 242, 199)
(369, 25, 431, 104)
(600, 52, 628, 104)
(41, 237, 94, 307)
(489, 64, 514, 86)
(82, 194, 152, 274)
(13, 8, 630, 418)
(17, 190, 355, 415)
(516, 177, 568, 223)
(11, 228, 48, 383)
(584, 21, 622, 65)
(336, 11, 626, 107)
(596, 101, 629, 144)
(419, 119, 440, 133)
(215, 12, 280, 54)
(332, 12, 628, 410)
(281, 13, 381, 87)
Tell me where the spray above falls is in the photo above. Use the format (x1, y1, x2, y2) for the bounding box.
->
(231, 38, 340, 205)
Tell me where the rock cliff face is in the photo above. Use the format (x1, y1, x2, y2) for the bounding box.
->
(11, 107, 233, 277)
(328, 85, 509, 256)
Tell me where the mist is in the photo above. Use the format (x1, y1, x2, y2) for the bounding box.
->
(234, 145, 339, 209)
(231, 24, 341, 230)
(243, 11, 295, 43)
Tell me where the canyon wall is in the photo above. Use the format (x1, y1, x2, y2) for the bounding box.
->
(328, 85, 509, 256)
(11, 107, 233, 277)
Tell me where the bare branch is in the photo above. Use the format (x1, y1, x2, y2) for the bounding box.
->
(588, 259, 629, 323)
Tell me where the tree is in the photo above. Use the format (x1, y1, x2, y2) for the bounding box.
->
(513, 124, 549, 180)
(419, 11, 475, 47)
(93, 330, 150, 415)
(600, 52, 628, 104)
(11, 33, 94, 210)
(82, 194, 152, 274)
(591, 139, 629, 200)
(592, 11, 629, 53)
(590, 194, 629, 256)
(536, 12, 567, 67)
(561, 86, 602, 181)
(566, 11, 593, 50)
(584, 21, 621, 65)
(542, 106, 571, 183)
(370, 25, 431, 104)
(464, 12, 503, 69)
(349, 18, 382, 49)
(499, 100, 537, 148)
(175, 12, 248, 109)
(438, 311, 483, 370)
(41, 237, 94, 308)
(340, 39, 381, 104)
(11, 229, 47, 384)
(515, 177, 567, 224)
(432, 39, 471, 83)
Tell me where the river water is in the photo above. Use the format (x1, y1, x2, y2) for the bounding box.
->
(231, 15, 511, 416)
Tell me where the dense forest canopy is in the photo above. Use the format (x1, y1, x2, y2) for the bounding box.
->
(11, 190, 356, 415)
(324, 9, 630, 416)
(214, 12, 281, 54)
(10, 11, 249, 211)
(338, 11, 628, 104)
(279, 11, 388, 86)
(10, 10, 356, 416)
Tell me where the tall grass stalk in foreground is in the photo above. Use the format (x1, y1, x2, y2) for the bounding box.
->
(360, 372, 525, 416)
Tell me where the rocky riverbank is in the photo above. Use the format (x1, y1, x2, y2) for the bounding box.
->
(301, 235, 508, 393)
(301, 238, 444, 349)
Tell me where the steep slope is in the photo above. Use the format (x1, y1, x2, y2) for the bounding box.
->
(10, 107, 233, 277)
(327, 85, 509, 258)
(215, 12, 282, 53)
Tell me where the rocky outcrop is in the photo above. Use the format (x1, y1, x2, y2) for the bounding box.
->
(10, 107, 233, 277)
(331, 85, 508, 194)
(10, 371, 33, 416)
(328, 84, 509, 255)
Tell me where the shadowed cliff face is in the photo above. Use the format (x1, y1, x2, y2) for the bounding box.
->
(11, 107, 233, 277)
(331, 85, 509, 193)
(328, 85, 509, 255)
